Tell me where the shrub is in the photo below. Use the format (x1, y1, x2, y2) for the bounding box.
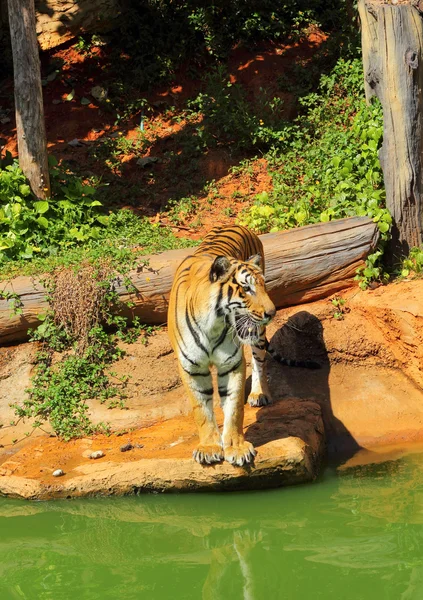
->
(241, 59, 390, 242)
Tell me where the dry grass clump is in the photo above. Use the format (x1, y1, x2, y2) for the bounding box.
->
(50, 262, 112, 353)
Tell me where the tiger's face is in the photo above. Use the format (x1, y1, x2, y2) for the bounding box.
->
(210, 254, 276, 344)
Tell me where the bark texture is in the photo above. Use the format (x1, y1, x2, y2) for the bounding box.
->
(0, 217, 379, 345)
(359, 0, 423, 257)
(7, 0, 50, 198)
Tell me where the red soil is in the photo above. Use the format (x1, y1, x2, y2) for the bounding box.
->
(1, 29, 327, 238)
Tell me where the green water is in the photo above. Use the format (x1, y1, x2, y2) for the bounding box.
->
(1, 455, 423, 600)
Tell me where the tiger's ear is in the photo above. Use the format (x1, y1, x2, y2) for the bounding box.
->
(248, 254, 262, 269)
(210, 256, 232, 282)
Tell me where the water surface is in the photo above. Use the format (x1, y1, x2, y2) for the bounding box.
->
(1, 454, 423, 600)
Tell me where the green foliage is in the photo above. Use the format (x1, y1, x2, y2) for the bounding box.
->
(240, 58, 390, 285)
(115, 1, 356, 89)
(400, 247, 423, 278)
(186, 66, 288, 151)
(168, 195, 199, 225)
(242, 59, 386, 231)
(331, 296, 348, 320)
(0, 289, 23, 316)
(14, 339, 119, 441)
(14, 264, 158, 440)
(1, 170, 191, 438)
(0, 188, 193, 282)
(0, 158, 106, 261)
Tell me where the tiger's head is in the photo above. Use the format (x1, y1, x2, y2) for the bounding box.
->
(209, 254, 276, 344)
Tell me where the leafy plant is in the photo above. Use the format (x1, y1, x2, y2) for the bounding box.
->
(114, 0, 355, 91)
(240, 58, 390, 285)
(0, 158, 107, 262)
(331, 296, 349, 320)
(400, 247, 423, 278)
(168, 195, 199, 225)
(186, 66, 289, 151)
(13, 260, 157, 440)
(0, 289, 23, 315)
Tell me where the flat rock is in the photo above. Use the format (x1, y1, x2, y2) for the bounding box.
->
(0, 400, 324, 500)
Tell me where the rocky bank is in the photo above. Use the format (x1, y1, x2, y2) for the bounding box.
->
(1, 279, 423, 499)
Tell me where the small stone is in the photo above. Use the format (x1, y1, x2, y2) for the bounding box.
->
(52, 469, 64, 477)
(91, 86, 108, 102)
(136, 157, 159, 168)
(120, 443, 133, 452)
(0, 117, 11, 125)
(133, 443, 144, 449)
(68, 138, 83, 147)
(89, 450, 105, 459)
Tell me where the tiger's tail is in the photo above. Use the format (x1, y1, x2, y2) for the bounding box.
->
(265, 339, 321, 370)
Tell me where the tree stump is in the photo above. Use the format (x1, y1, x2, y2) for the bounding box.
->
(7, 0, 50, 199)
(359, 0, 423, 259)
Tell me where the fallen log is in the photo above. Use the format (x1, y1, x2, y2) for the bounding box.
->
(0, 217, 379, 345)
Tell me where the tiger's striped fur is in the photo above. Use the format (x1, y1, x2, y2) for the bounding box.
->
(168, 225, 276, 467)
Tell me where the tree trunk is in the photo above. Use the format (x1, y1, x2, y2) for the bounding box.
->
(7, 0, 50, 199)
(359, 0, 423, 260)
(0, 217, 379, 345)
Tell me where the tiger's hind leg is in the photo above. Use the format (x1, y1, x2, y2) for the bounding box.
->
(178, 366, 224, 465)
(248, 326, 272, 408)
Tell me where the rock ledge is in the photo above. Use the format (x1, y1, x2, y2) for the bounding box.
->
(0, 400, 324, 500)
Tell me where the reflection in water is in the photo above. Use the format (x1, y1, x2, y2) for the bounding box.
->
(1, 455, 423, 599)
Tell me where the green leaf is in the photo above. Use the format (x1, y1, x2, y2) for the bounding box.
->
(82, 185, 95, 196)
(363, 267, 375, 278)
(34, 201, 49, 214)
(19, 184, 31, 197)
(256, 191, 269, 203)
(0, 238, 15, 250)
(378, 221, 390, 233)
(80, 97, 91, 105)
(58, 200, 75, 210)
(11, 203, 22, 216)
(69, 228, 85, 241)
(66, 89, 75, 102)
(344, 159, 353, 170)
(37, 216, 49, 228)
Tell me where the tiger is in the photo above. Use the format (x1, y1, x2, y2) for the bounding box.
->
(168, 225, 276, 467)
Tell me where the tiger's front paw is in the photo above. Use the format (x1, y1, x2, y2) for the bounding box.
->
(193, 444, 224, 465)
(248, 392, 272, 407)
(224, 440, 256, 467)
